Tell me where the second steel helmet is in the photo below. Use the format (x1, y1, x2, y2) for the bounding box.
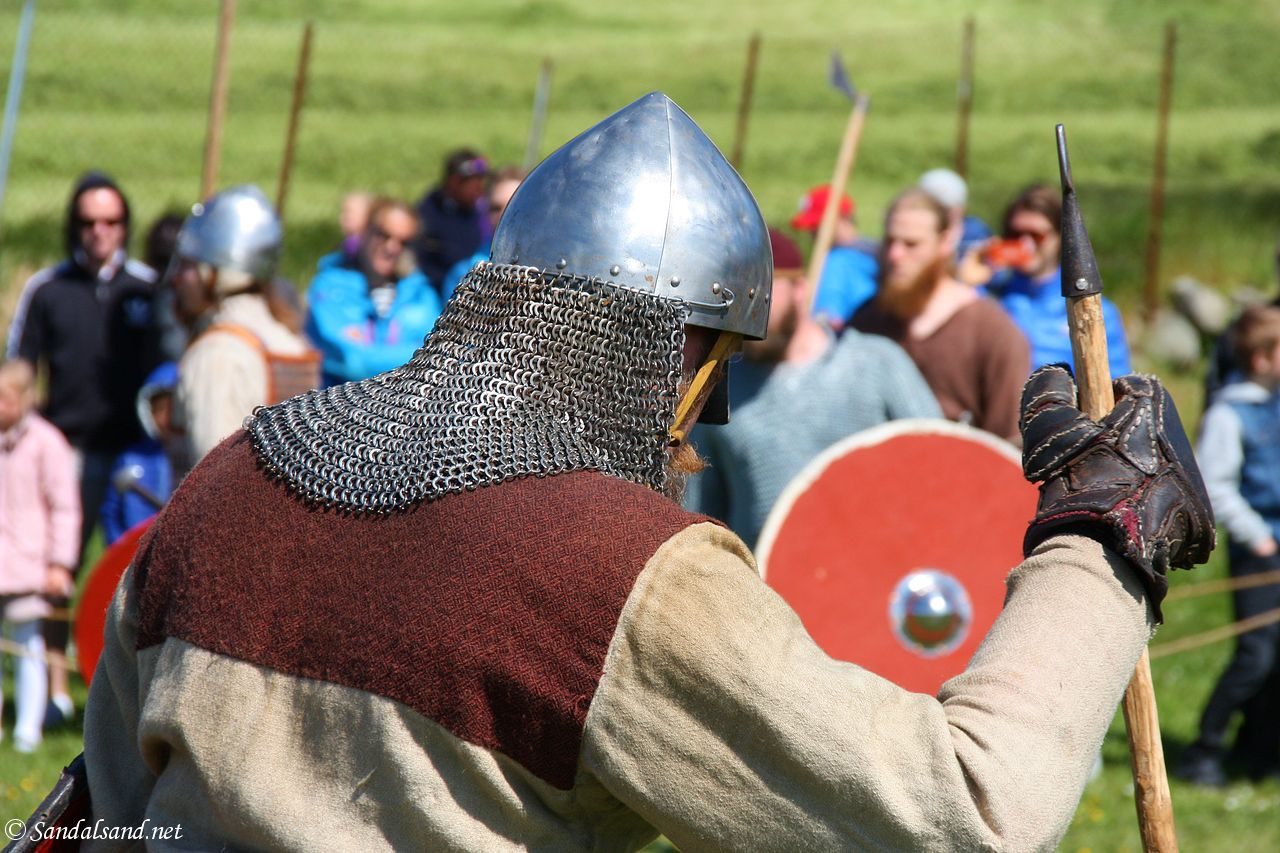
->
(175, 184, 282, 292)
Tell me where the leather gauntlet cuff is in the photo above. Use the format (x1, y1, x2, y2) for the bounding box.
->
(1023, 517, 1170, 616)
(1018, 365, 1215, 623)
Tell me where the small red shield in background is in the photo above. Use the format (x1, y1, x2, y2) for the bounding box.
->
(757, 420, 1037, 696)
(76, 519, 151, 685)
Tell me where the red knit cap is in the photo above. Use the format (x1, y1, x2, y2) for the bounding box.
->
(769, 227, 804, 272)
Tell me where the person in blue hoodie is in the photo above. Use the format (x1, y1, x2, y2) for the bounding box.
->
(100, 362, 179, 544)
(306, 198, 443, 386)
(985, 184, 1131, 378)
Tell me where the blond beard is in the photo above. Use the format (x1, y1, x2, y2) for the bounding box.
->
(664, 373, 710, 503)
(662, 441, 706, 503)
(877, 256, 948, 320)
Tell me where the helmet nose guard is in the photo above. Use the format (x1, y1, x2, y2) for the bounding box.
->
(175, 184, 282, 289)
(491, 92, 773, 340)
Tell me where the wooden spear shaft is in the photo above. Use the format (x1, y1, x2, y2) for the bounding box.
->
(954, 16, 975, 180)
(523, 59, 553, 170)
(804, 93, 869, 317)
(730, 32, 761, 172)
(276, 21, 314, 218)
(1059, 124, 1178, 853)
(669, 331, 741, 445)
(201, 0, 236, 200)
(1142, 21, 1177, 326)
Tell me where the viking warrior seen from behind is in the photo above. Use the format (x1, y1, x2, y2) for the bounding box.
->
(83, 93, 1212, 851)
(166, 185, 320, 470)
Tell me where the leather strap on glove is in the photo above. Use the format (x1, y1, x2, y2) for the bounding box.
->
(1019, 364, 1215, 620)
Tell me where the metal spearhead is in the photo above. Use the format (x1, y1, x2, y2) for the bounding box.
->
(1057, 124, 1104, 299)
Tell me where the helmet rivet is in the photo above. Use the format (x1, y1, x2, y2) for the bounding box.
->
(670, 276, 681, 288)
(710, 281, 722, 295)
(748, 288, 756, 299)
(765, 294, 771, 304)
(609, 264, 621, 276)
(556, 258, 567, 269)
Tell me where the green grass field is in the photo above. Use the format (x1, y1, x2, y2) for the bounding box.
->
(3, 1, 1280, 849)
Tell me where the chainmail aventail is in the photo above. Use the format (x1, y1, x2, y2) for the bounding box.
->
(248, 263, 687, 512)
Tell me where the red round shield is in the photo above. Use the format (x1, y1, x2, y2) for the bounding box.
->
(757, 420, 1037, 695)
(75, 518, 152, 684)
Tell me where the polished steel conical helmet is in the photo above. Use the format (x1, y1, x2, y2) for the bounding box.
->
(491, 91, 772, 339)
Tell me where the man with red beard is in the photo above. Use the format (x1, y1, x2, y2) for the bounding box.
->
(686, 228, 939, 548)
(852, 188, 1029, 442)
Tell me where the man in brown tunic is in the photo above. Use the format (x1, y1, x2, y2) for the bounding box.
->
(83, 94, 1213, 852)
(852, 188, 1030, 443)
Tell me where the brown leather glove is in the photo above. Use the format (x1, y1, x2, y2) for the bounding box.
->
(1019, 365, 1215, 620)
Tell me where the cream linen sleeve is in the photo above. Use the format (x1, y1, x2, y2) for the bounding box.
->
(177, 332, 267, 464)
(581, 523, 1152, 852)
(82, 566, 159, 842)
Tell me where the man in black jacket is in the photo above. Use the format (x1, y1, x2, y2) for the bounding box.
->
(5, 171, 163, 721)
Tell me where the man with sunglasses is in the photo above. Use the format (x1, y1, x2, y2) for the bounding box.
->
(412, 147, 493, 293)
(987, 183, 1132, 377)
(4, 171, 163, 723)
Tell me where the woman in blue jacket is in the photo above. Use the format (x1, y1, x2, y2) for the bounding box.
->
(306, 198, 443, 386)
(983, 184, 1131, 377)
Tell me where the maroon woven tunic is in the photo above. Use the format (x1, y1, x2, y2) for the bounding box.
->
(132, 433, 709, 789)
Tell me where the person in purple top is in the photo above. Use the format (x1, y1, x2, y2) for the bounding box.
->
(439, 167, 526, 303)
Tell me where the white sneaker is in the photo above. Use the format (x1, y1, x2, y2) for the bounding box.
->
(14, 736, 40, 754)
(50, 693, 74, 722)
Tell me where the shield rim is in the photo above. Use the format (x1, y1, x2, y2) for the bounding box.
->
(756, 418, 1023, 579)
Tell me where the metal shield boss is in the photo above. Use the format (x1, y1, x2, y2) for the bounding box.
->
(757, 420, 1037, 695)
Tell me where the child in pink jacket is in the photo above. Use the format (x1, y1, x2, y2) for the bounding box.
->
(0, 359, 79, 752)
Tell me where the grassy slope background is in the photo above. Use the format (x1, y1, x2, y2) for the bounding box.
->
(2, 1, 1279, 849)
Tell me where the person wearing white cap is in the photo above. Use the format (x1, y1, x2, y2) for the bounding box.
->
(918, 167, 993, 262)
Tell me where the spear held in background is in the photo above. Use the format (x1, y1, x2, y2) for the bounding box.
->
(1058, 124, 1179, 853)
(523, 59, 554, 170)
(730, 32, 761, 172)
(1142, 21, 1177, 327)
(953, 16, 976, 180)
(276, 20, 314, 219)
(805, 53, 869, 317)
(201, 0, 236, 200)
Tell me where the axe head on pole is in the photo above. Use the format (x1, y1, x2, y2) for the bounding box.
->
(1056, 125, 1104, 299)
(828, 51, 858, 103)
